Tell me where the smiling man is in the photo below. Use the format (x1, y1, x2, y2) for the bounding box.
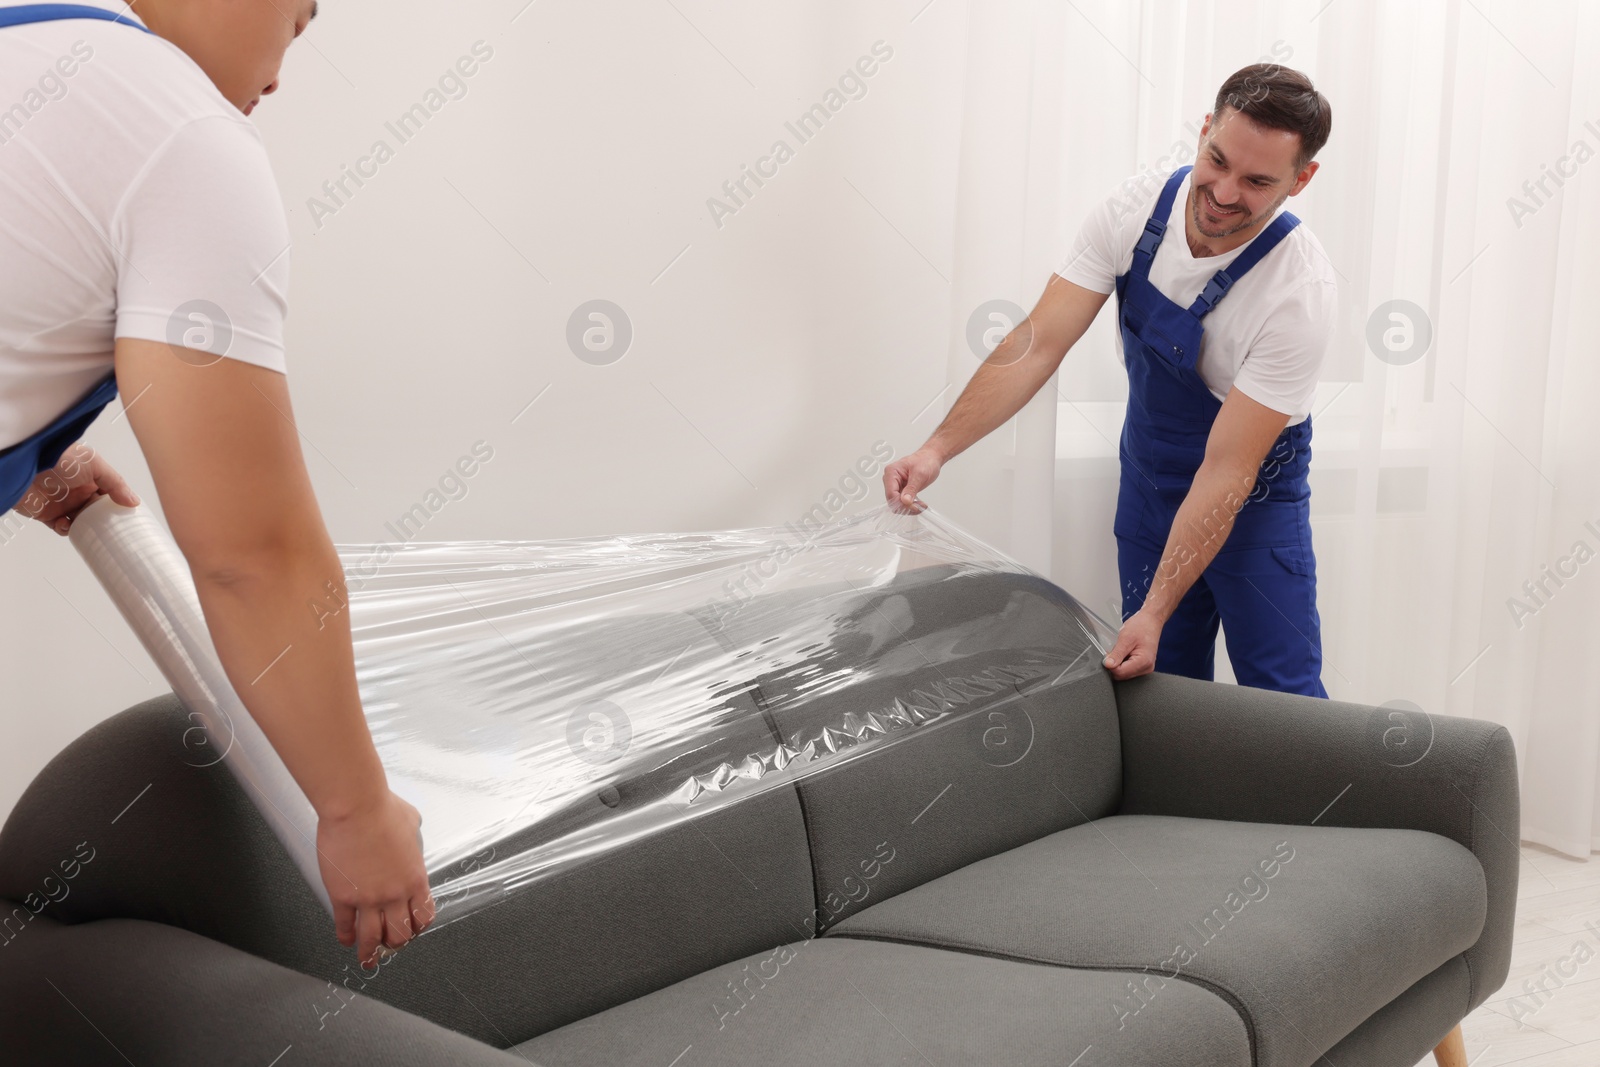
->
(884, 64, 1337, 697)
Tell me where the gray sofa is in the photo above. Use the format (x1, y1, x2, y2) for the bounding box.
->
(0, 567, 1518, 1066)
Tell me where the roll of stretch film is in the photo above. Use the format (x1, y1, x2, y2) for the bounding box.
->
(68, 497, 330, 914)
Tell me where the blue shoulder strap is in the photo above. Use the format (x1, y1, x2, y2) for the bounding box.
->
(1188, 209, 1302, 318)
(0, 4, 151, 31)
(1130, 165, 1191, 275)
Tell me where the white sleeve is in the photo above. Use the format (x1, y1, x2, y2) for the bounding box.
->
(1231, 279, 1338, 418)
(1055, 189, 1125, 295)
(111, 114, 289, 372)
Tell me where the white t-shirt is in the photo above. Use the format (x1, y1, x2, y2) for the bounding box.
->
(1057, 170, 1337, 425)
(0, 0, 289, 450)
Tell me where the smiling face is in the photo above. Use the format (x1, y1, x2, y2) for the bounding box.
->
(134, 0, 318, 115)
(1189, 106, 1317, 242)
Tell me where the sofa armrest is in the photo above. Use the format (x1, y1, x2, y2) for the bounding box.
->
(0, 911, 540, 1066)
(1113, 671, 1519, 1013)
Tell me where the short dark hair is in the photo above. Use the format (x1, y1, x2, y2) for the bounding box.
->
(1213, 63, 1332, 171)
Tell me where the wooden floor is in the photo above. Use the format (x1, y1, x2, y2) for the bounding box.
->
(1407, 844, 1600, 1066)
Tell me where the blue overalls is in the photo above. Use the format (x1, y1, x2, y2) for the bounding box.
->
(1113, 164, 1327, 698)
(0, 5, 150, 513)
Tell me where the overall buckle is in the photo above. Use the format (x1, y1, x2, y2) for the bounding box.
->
(1193, 271, 1235, 313)
(1134, 217, 1165, 259)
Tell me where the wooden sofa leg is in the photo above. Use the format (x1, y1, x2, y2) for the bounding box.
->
(1433, 1024, 1467, 1067)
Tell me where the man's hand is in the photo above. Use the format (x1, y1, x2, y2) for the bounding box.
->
(316, 789, 436, 968)
(13, 443, 140, 535)
(1102, 608, 1164, 680)
(883, 447, 944, 513)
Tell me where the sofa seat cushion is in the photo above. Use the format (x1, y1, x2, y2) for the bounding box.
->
(515, 936, 1251, 1066)
(826, 814, 1487, 1067)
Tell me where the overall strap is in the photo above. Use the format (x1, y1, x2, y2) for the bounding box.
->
(1130, 165, 1191, 277)
(0, 4, 150, 30)
(1187, 210, 1302, 318)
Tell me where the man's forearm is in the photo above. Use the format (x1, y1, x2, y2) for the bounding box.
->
(923, 328, 1060, 462)
(1139, 461, 1257, 622)
(191, 543, 388, 821)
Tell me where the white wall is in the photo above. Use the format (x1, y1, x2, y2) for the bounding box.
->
(1, 0, 1026, 824)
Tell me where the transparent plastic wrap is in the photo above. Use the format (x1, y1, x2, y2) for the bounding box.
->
(69, 498, 1116, 930)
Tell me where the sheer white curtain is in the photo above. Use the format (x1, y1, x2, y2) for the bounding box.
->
(942, 0, 1600, 857)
